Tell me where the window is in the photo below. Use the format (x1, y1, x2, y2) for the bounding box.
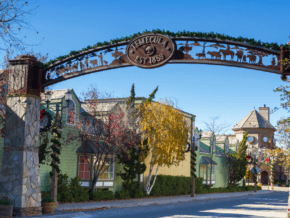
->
(210, 166, 215, 184)
(94, 157, 114, 180)
(66, 100, 76, 125)
(78, 155, 90, 180)
(195, 133, 199, 148)
(200, 164, 207, 184)
(212, 137, 215, 151)
(225, 142, 228, 153)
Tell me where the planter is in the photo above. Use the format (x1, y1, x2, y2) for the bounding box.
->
(0, 204, 13, 218)
(41, 202, 55, 214)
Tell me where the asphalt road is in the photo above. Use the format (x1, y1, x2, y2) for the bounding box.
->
(31, 191, 289, 218)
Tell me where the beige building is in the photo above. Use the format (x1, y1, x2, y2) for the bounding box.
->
(232, 104, 281, 185)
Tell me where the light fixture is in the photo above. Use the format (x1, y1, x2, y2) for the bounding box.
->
(45, 91, 52, 109)
(65, 90, 73, 107)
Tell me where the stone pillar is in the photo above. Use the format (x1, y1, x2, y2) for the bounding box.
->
(0, 55, 43, 216)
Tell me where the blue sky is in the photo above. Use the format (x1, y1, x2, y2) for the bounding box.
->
(2, 0, 290, 136)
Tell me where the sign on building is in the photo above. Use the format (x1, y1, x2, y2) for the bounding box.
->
(251, 166, 260, 174)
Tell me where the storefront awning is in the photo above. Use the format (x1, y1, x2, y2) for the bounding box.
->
(200, 156, 217, 165)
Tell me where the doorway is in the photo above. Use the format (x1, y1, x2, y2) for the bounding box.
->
(261, 171, 268, 185)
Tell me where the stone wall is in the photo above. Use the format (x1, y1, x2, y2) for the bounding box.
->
(0, 96, 42, 216)
(0, 56, 42, 217)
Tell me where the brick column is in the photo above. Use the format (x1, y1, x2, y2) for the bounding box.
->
(0, 55, 43, 216)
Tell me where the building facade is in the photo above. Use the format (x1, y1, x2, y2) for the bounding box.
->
(232, 105, 282, 185)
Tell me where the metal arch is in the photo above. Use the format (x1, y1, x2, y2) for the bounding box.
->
(43, 40, 131, 72)
(42, 36, 282, 88)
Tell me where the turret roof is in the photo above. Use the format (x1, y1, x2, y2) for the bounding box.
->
(232, 109, 276, 131)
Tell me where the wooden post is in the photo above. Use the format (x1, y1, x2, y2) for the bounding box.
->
(271, 160, 275, 190)
(191, 141, 196, 197)
(51, 116, 60, 208)
(254, 162, 257, 192)
(51, 143, 59, 207)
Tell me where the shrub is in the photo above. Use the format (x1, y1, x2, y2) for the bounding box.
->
(90, 190, 115, 201)
(149, 175, 191, 197)
(42, 197, 54, 203)
(69, 176, 90, 202)
(57, 173, 74, 203)
(195, 177, 204, 194)
(131, 190, 149, 198)
(41, 191, 51, 199)
(114, 190, 130, 199)
(203, 184, 211, 190)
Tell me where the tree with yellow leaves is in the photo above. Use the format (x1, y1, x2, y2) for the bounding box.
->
(139, 98, 190, 195)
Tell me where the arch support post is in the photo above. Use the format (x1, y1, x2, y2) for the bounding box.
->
(0, 55, 43, 216)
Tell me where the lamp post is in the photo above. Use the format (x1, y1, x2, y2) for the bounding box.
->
(247, 151, 259, 192)
(186, 129, 202, 197)
(44, 90, 73, 206)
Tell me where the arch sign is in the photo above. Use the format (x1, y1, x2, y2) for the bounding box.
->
(1, 32, 290, 216)
(42, 33, 289, 88)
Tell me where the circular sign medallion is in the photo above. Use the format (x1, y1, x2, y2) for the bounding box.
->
(126, 33, 175, 68)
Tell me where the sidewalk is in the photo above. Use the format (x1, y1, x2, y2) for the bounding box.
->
(55, 189, 275, 212)
(13, 189, 280, 217)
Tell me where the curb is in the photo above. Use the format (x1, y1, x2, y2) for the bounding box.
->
(55, 190, 274, 212)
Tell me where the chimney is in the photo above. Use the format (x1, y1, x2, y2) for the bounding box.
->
(259, 104, 269, 122)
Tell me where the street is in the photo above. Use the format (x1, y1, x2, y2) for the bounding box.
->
(29, 191, 289, 218)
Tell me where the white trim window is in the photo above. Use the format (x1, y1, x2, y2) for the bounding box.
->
(200, 164, 207, 184)
(94, 156, 114, 180)
(195, 133, 199, 148)
(212, 137, 215, 152)
(225, 141, 229, 153)
(66, 99, 76, 125)
(210, 166, 216, 184)
(78, 155, 91, 180)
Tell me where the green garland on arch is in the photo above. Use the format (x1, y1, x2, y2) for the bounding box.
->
(42, 29, 289, 68)
(49, 126, 62, 177)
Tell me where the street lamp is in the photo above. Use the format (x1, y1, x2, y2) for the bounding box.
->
(186, 129, 202, 197)
(247, 151, 259, 192)
(44, 89, 73, 206)
(45, 90, 73, 128)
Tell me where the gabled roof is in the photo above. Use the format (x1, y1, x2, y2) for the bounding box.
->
(76, 140, 110, 154)
(216, 135, 227, 143)
(201, 131, 214, 138)
(81, 102, 119, 113)
(232, 109, 276, 131)
(40, 89, 82, 106)
(228, 135, 239, 146)
(200, 156, 217, 165)
(200, 146, 210, 154)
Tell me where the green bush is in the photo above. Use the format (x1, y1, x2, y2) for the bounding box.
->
(200, 188, 209, 194)
(41, 191, 51, 199)
(131, 190, 149, 198)
(69, 176, 89, 202)
(42, 197, 54, 202)
(57, 173, 74, 203)
(114, 189, 130, 199)
(149, 175, 191, 197)
(122, 182, 142, 198)
(90, 190, 115, 201)
(195, 177, 204, 194)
